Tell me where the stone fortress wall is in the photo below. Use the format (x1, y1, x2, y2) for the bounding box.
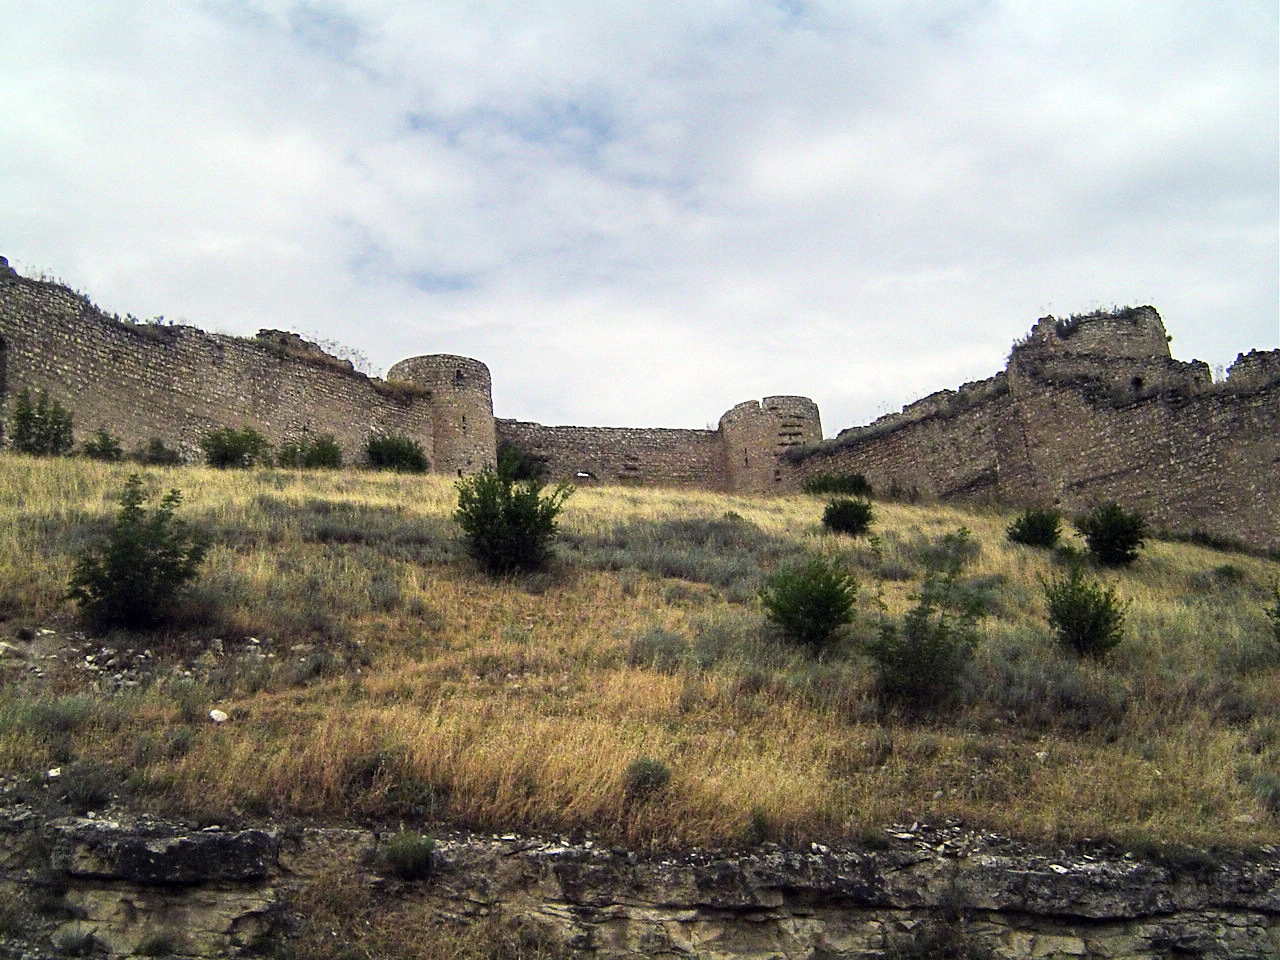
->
(0, 257, 817, 492)
(1, 256, 1277, 549)
(787, 306, 1280, 551)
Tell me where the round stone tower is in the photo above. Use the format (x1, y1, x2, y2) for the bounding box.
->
(719, 396, 822, 493)
(385, 355, 497, 476)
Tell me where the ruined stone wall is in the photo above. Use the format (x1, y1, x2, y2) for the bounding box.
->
(495, 419, 724, 487)
(794, 310, 1280, 552)
(3, 260, 1276, 550)
(495, 396, 821, 493)
(800, 391, 1013, 502)
(387, 355, 497, 476)
(1022, 305, 1174, 358)
(719, 396, 823, 493)
(0, 272, 440, 466)
(1008, 362, 1280, 549)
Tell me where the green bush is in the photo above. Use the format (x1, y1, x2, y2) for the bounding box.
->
(66, 475, 210, 630)
(8, 387, 74, 456)
(1076, 501, 1146, 567)
(623, 757, 672, 800)
(454, 466, 572, 576)
(381, 830, 437, 881)
(1006, 506, 1061, 548)
(81, 428, 124, 462)
(278, 433, 343, 468)
(801, 472, 873, 497)
(366, 433, 429, 472)
(133, 437, 183, 466)
(865, 528, 984, 709)
(1042, 564, 1127, 658)
(822, 497, 874, 536)
(760, 555, 858, 652)
(200, 425, 270, 468)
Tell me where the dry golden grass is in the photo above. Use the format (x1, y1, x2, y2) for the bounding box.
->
(1, 454, 1277, 853)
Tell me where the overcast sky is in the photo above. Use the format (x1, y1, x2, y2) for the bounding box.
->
(2, 2, 1276, 434)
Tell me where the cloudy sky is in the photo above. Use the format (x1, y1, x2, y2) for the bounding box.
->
(2, 1, 1276, 434)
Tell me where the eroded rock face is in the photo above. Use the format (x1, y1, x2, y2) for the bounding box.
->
(48, 815, 279, 884)
(0, 809, 1276, 959)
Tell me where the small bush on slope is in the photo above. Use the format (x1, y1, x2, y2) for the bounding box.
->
(823, 497, 874, 536)
(1076, 501, 1146, 567)
(760, 555, 858, 653)
(66, 474, 210, 630)
(1042, 563, 1127, 658)
(454, 465, 572, 576)
(1006, 506, 1061, 549)
(865, 528, 985, 710)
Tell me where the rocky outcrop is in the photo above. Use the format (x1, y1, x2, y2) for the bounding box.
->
(0, 810, 1275, 958)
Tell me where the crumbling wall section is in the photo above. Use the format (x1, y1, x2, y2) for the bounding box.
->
(495, 419, 724, 487)
(795, 310, 1280, 551)
(0, 272, 437, 465)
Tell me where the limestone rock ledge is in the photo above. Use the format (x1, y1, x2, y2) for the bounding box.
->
(0, 809, 1276, 959)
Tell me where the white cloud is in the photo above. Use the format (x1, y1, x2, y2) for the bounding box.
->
(0, 0, 1274, 432)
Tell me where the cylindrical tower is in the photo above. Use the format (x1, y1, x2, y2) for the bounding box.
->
(386, 355, 497, 476)
(718, 396, 822, 493)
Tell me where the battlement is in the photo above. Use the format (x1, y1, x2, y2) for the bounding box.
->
(1017, 305, 1172, 359)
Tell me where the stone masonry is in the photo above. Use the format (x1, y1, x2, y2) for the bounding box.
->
(1, 258, 1276, 549)
(788, 306, 1280, 552)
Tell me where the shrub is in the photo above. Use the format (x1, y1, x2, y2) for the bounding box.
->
(66, 475, 210, 630)
(454, 466, 572, 576)
(200, 425, 270, 468)
(802, 472, 873, 497)
(1076, 501, 1146, 567)
(884, 920, 994, 960)
(623, 757, 671, 800)
(133, 437, 183, 465)
(1006, 506, 1061, 548)
(81, 428, 124, 462)
(366, 433, 429, 472)
(380, 830, 437, 881)
(760, 556, 858, 652)
(8, 387, 74, 456)
(1042, 563, 1126, 658)
(822, 497, 874, 536)
(865, 528, 985, 709)
(278, 433, 343, 468)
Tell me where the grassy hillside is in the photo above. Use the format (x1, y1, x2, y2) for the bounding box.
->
(1, 455, 1277, 853)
